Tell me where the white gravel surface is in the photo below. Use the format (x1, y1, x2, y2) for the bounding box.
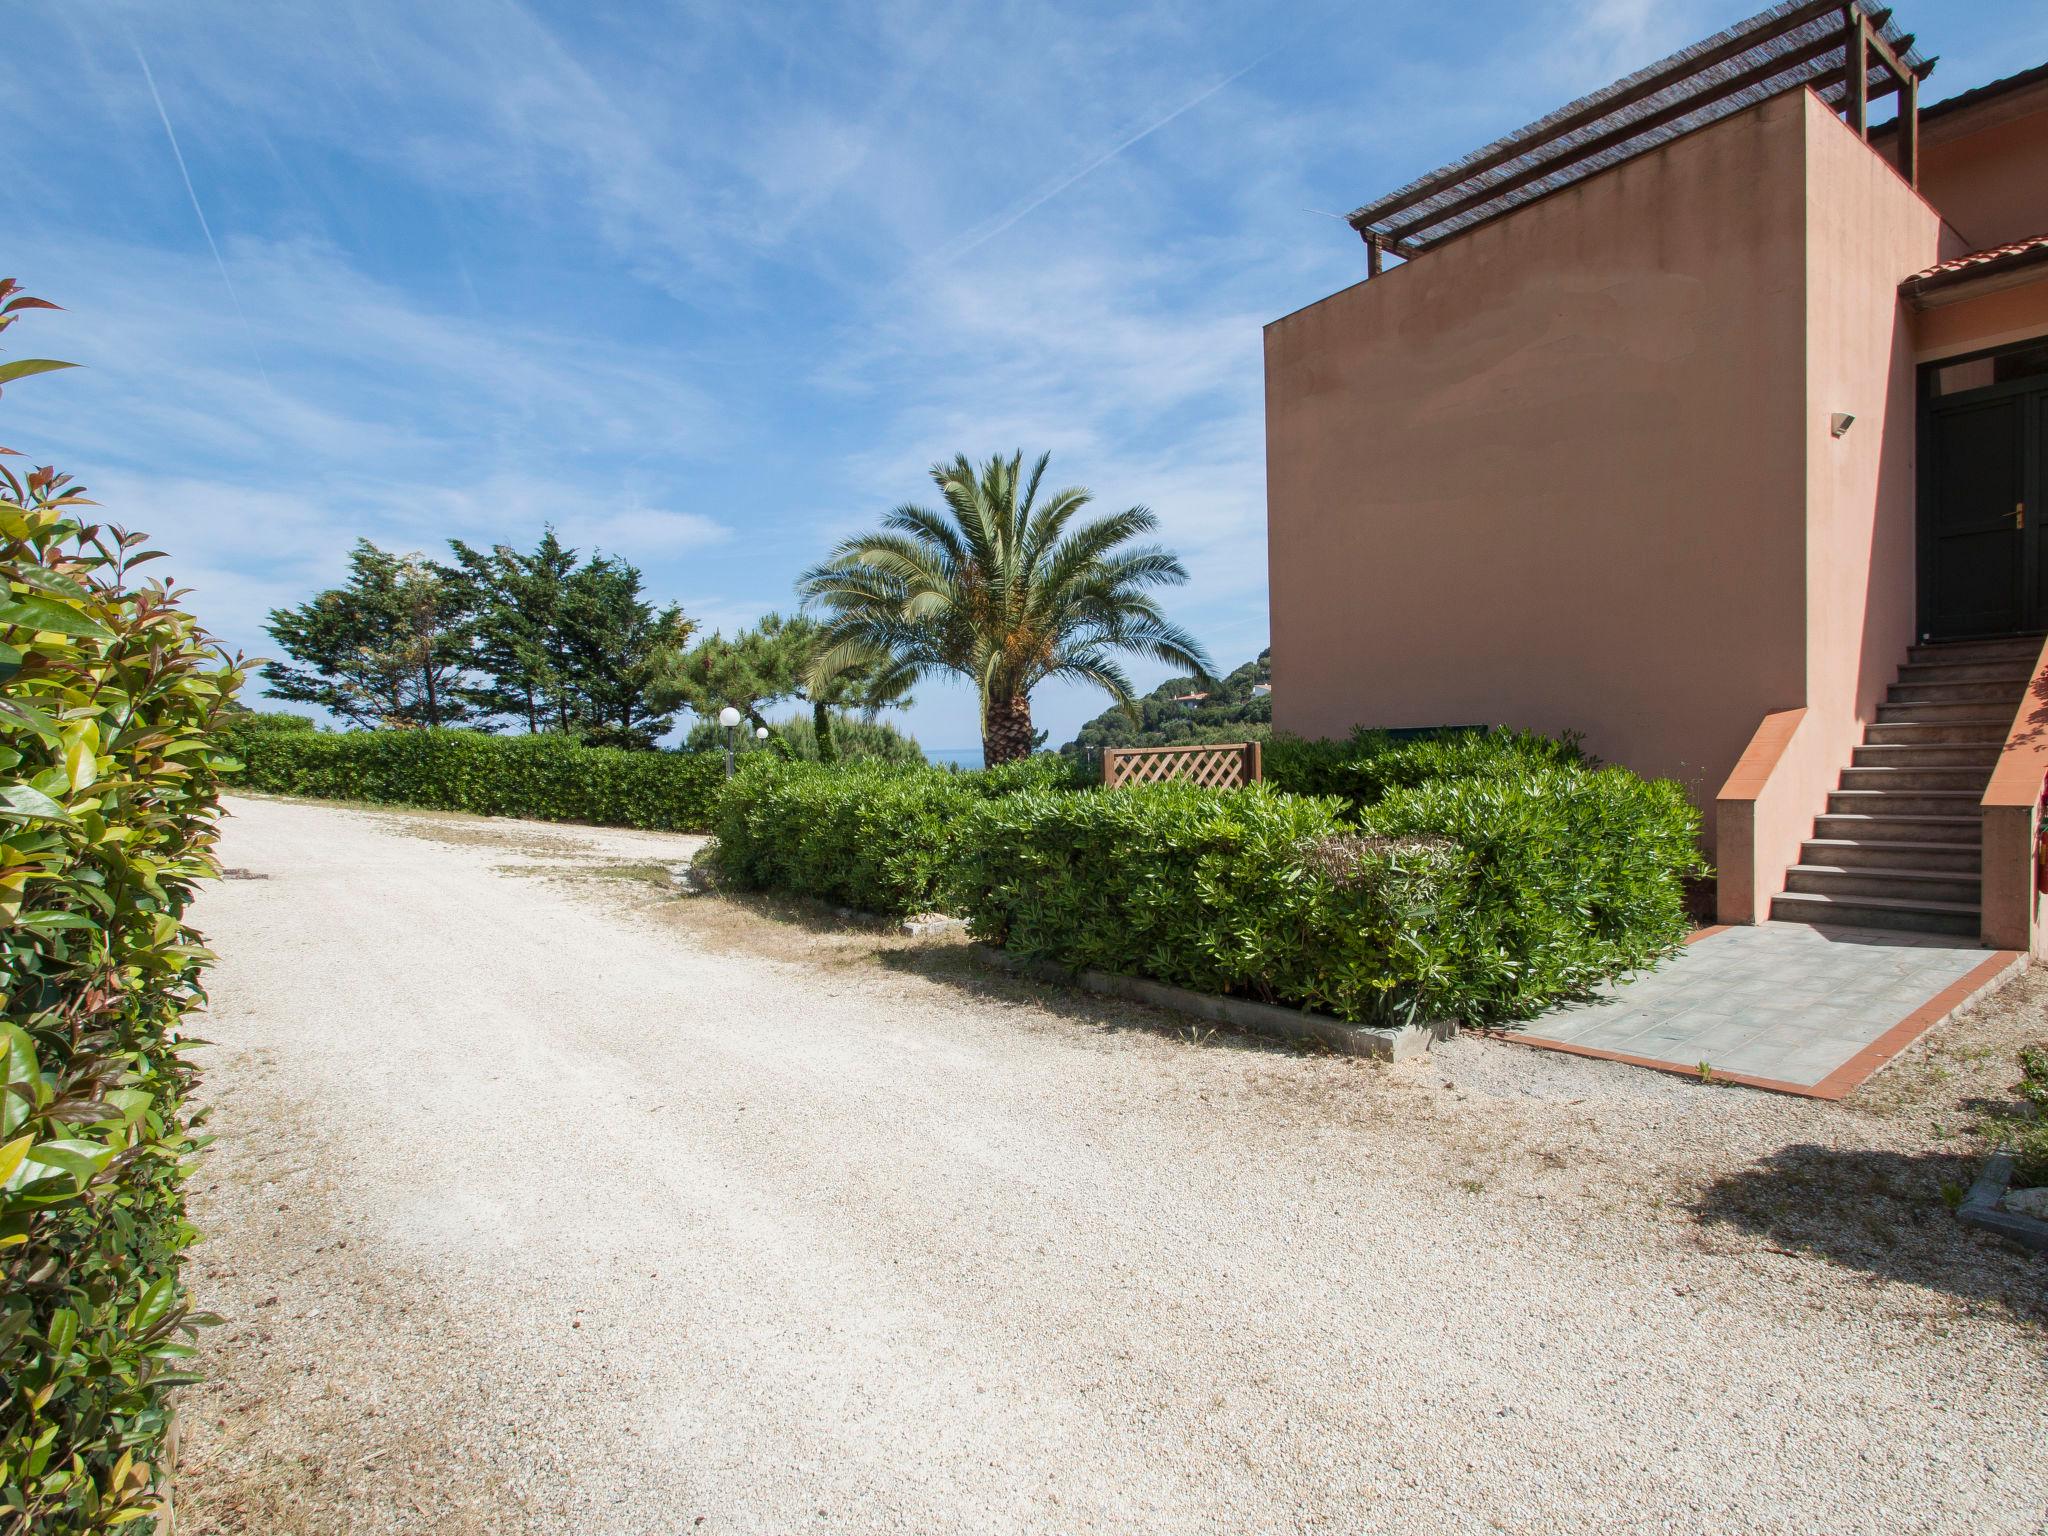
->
(180, 794, 2048, 1535)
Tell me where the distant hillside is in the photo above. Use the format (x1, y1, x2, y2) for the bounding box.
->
(1059, 650, 1271, 759)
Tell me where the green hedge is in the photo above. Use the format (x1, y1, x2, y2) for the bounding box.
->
(1264, 726, 1582, 808)
(707, 755, 1075, 916)
(220, 716, 726, 831)
(1, 485, 243, 1527)
(949, 763, 1706, 1025)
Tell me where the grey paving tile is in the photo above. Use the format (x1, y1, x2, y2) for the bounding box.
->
(1522, 920, 2003, 1088)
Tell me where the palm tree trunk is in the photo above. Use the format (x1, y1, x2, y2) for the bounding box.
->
(812, 699, 839, 763)
(982, 693, 1034, 765)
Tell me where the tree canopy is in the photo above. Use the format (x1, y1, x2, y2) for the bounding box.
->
(649, 611, 911, 762)
(264, 539, 482, 730)
(1059, 649, 1271, 759)
(799, 451, 1211, 764)
(266, 529, 694, 747)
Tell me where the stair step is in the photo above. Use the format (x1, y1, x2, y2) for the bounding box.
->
(1851, 743, 2003, 769)
(1898, 658, 2040, 685)
(1838, 766, 1992, 793)
(1783, 865, 1981, 904)
(1878, 701, 2021, 723)
(1888, 677, 2030, 704)
(1800, 837, 1981, 874)
(1827, 789, 1983, 818)
(1863, 720, 2012, 746)
(1910, 636, 2045, 665)
(1813, 812, 1979, 844)
(1770, 890, 1981, 937)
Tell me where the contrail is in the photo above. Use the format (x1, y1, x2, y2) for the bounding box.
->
(132, 39, 273, 388)
(934, 47, 1277, 267)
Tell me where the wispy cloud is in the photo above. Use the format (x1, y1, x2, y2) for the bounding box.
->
(4, 0, 2016, 748)
(928, 47, 1280, 268)
(128, 37, 273, 389)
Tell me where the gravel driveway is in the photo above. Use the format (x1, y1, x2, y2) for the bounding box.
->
(180, 794, 2048, 1535)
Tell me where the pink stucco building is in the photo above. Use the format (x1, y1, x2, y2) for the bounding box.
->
(1265, 3, 2048, 952)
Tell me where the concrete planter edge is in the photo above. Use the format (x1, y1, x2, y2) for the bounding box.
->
(1957, 1152, 2048, 1254)
(970, 944, 1453, 1061)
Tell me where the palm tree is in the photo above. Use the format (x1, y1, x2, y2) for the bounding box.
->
(800, 451, 1213, 765)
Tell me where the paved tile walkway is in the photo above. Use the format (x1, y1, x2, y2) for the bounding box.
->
(1513, 922, 2019, 1096)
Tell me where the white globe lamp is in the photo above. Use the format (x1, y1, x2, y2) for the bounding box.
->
(717, 706, 743, 777)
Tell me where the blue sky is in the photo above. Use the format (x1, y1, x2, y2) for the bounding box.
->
(6, 0, 2041, 750)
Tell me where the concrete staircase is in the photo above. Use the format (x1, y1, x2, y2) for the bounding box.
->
(1771, 635, 2037, 937)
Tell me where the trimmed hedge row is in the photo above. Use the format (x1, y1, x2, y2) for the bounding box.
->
(707, 755, 1076, 916)
(951, 765, 1706, 1025)
(707, 730, 1707, 1023)
(1263, 726, 1583, 808)
(1, 490, 242, 1529)
(220, 714, 727, 832)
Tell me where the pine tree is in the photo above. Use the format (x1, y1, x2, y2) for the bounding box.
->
(264, 540, 482, 729)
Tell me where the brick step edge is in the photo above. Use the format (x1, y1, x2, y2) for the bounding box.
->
(970, 944, 1454, 1061)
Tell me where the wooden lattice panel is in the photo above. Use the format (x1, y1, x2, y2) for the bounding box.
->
(1103, 742, 1262, 790)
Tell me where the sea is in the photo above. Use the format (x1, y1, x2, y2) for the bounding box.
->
(923, 747, 985, 771)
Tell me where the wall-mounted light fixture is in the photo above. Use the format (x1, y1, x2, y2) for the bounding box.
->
(1830, 412, 1856, 438)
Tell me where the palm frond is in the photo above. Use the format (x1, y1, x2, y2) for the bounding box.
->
(812, 449, 1209, 732)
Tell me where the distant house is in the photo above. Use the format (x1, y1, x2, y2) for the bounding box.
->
(1265, 2, 2048, 952)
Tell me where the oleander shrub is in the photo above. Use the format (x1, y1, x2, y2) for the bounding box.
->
(1355, 764, 1706, 1019)
(218, 720, 726, 832)
(954, 753, 1089, 796)
(1264, 725, 1582, 810)
(708, 758, 980, 916)
(1, 284, 244, 1532)
(706, 754, 1085, 916)
(950, 761, 1705, 1025)
(949, 782, 1464, 1021)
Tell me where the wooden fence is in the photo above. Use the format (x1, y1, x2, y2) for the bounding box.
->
(1102, 741, 1262, 790)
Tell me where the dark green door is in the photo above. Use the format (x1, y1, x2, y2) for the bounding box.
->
(1921, 373, 2047, 639)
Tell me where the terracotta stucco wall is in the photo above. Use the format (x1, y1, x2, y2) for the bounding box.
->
(1264, 94, 1812, 852)
(1762, 95, 1947, 910)
(1915, 280, 2048, 361)
(1910, 92, 2048, 250)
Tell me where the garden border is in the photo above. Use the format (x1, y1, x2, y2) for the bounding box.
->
(1957, 1152, 2048, 1253)
(970, 944, 1454, 1059)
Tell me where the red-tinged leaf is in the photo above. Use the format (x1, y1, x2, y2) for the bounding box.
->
(1, 296, 60, 314)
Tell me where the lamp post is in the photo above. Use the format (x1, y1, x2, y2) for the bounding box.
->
(718, 705, 742, 778)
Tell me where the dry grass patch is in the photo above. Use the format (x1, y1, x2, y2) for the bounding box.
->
(178, 1051, 530, 1535)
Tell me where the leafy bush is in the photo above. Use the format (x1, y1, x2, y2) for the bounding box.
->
(218, 720, 727, 831)
(950, 782, 1463, 1021)
(1264, 726, 1581, 809)
(707, 754, 1083, 916)
(709, 758, 981, 915)
(681, 709, 925, 765)
(1990, 1045, 2048, 1188)
(953, 754, 1088, 795)
(1355, 765, 1705, 1019)
(1, 300, 244, 1530)
(950, 762, 1705, 1025)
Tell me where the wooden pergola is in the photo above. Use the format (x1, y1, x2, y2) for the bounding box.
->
(1348, 0, 1935, 275)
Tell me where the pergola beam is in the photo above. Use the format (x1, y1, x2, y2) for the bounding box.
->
(1346, 0, 1845, 234)
(1349, 1, 1932, 274)
(1383, 25, 1854, 244)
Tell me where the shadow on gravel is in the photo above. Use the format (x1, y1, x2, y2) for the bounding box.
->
(1693, 1142, 2046, 1317)
(873, 945, 1308, 1058)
